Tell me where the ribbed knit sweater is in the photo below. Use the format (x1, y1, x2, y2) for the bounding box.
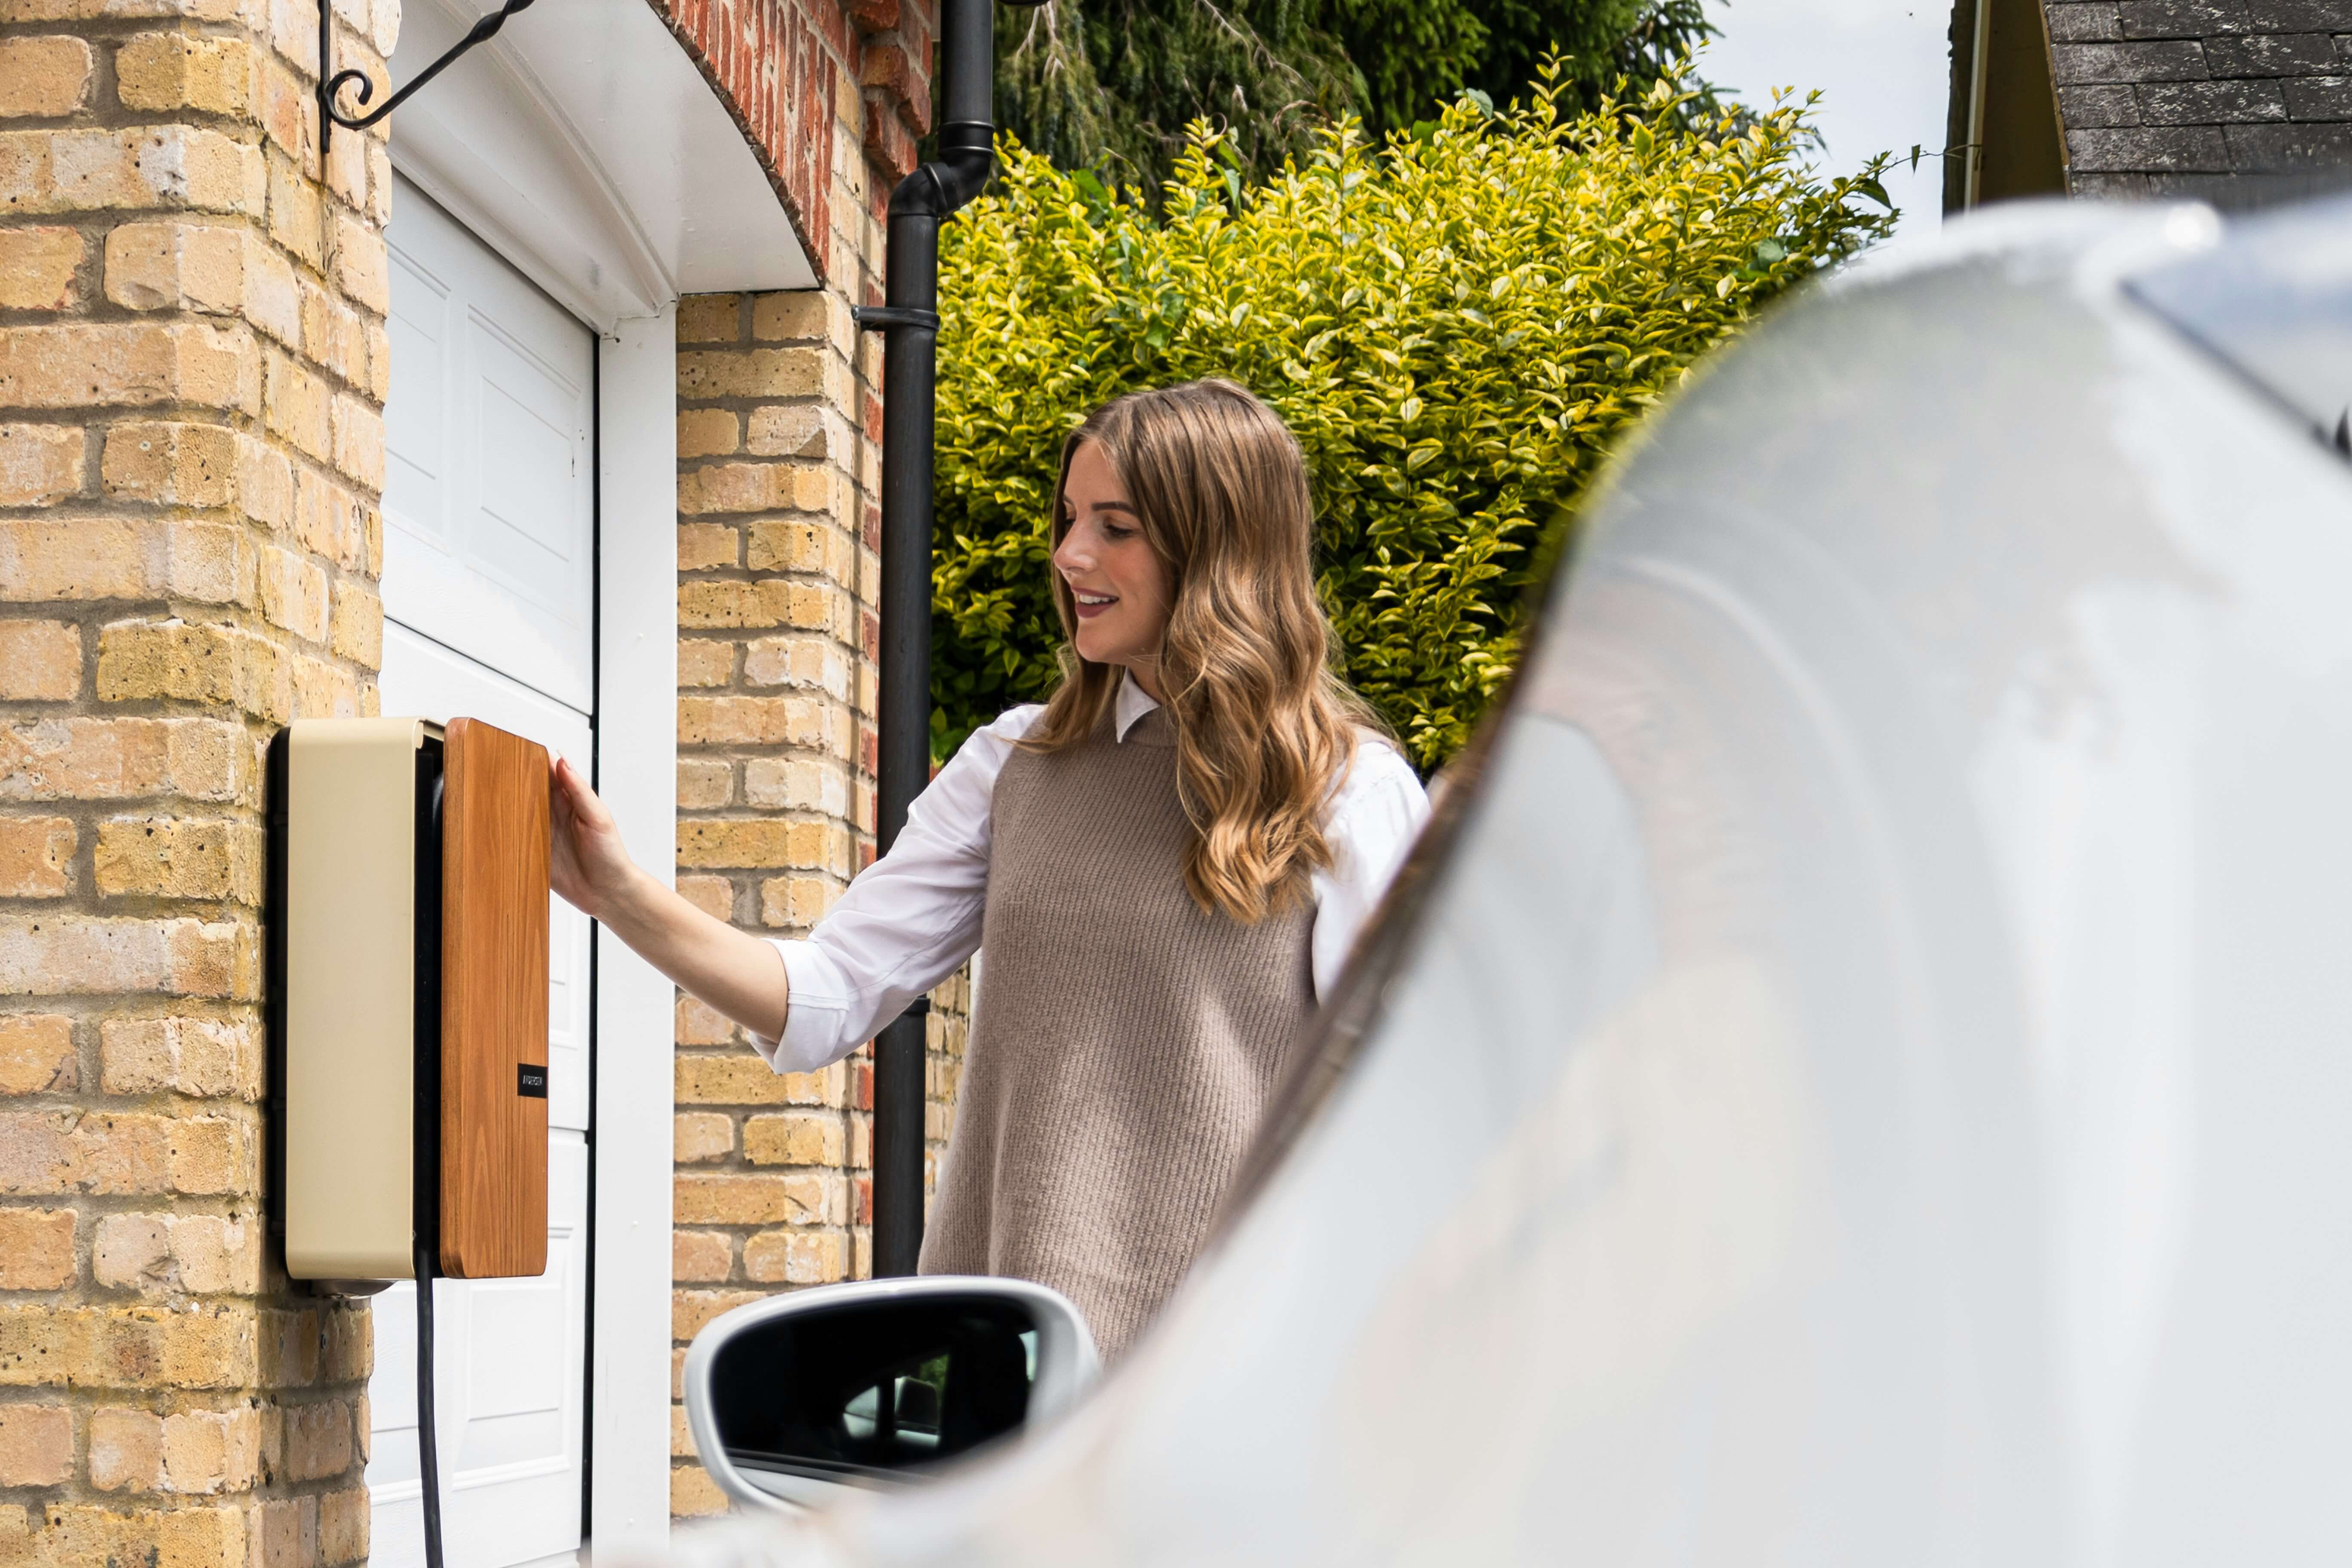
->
(917, 704, 1317, 1358)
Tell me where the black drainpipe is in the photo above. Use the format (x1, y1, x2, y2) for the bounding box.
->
(857, 0, 1030, 1279)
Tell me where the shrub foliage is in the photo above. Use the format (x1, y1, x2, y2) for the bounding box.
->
(993, 0, 1717, 193)
(933, 66, 1894, 768)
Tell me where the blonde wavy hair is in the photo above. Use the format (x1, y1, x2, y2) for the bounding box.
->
(1025, 379, 1384, 924)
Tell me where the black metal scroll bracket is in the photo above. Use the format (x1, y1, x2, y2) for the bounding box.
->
(318, 0, 539, 156)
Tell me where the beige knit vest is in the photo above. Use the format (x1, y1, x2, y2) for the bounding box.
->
(917, 704, 1316, 1357)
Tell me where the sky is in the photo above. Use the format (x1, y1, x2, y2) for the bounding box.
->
(1696, 0, 1957, 254)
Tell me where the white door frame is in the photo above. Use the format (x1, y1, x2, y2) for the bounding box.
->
(588, 311, 677, 1549)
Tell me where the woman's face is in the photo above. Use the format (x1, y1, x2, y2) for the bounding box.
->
(1054, 440, 1173, 689)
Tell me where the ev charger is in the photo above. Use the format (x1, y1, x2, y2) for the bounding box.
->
(266, 715, 553, 1565)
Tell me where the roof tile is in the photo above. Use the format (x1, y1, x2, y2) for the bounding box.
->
(2137, 76, 2291, 120)
(2053, 39, 2213, 83)
(2067, 123, 2236, 168)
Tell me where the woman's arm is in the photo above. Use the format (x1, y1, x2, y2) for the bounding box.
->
(549, 756, 791, 1039)
(758, 710, 1029, 1070)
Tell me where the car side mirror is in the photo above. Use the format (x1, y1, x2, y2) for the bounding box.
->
(683, 1275, 1101, 1511)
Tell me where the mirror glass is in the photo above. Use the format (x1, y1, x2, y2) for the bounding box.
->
(710, 1293, 1041, 1486)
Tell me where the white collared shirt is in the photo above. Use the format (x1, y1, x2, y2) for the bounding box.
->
(756, 675, 1430, 1074)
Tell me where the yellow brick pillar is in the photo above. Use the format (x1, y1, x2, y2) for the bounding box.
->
(662, 279, 974, 1515)
(668, 288, 873, 1517)
(0, 0, 390, 1555)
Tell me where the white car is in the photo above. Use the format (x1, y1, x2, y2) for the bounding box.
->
(670, 193, 2352, 1567)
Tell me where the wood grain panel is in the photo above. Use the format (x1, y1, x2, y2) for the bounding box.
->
(439, 717, 551, 1278)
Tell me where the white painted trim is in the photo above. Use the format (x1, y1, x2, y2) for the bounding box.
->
(1964, 0, 1993, 210)
(387, 0, 812, 333)
(403, 0, 673, 309)
(590, 307, 679, 1554)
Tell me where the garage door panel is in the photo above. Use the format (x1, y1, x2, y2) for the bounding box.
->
(368, 1134, 590, 1568)
(376, 180, 595, 1568)
(455, 1211, 579, 1473)
(387, 175, 594, 715)
(474, 313, 589, 590)
(384, 550, 590, 718)
(387, 253, 450, 539)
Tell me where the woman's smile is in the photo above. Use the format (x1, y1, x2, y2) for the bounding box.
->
(1053, 439, 1171, 686)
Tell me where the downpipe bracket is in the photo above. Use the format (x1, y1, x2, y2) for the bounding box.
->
(854, 305, 942, 333)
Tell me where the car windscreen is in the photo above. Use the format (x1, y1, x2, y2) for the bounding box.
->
(2125, 192, 2352, 459)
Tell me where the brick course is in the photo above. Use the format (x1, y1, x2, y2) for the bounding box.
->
(0, 0, 388, 1553)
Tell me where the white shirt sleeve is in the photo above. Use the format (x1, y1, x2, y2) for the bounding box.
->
(1307, 737, 1431, 1000)
(753, 705, 1044, 1074)
(756, 700, 1428, 1072)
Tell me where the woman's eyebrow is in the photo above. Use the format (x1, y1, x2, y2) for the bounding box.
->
(1090, 499, 1140, 516)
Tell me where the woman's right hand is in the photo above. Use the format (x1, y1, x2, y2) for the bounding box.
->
(550, 755, 641, 922)
(547, 753, 792, 1041)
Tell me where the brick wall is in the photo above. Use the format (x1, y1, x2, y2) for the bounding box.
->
(0, 0, 390, 1554)
(2047, 0, 2352, 203)
(667, 271, 983, 1509)
(0, 0, 948, 1537)
(660, 268, 973, 1506)
(667, 282, 876, 1519)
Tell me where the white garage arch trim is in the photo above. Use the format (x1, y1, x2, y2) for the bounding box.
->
(389, 0, 814, 329)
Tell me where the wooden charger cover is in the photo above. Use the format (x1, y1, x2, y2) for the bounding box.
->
(440, 718, 551, 1278)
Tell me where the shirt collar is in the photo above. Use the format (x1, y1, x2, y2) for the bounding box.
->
(1114, 671, 1161, 743)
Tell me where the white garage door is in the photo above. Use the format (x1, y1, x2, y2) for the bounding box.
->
(370, 176, 596, 1568)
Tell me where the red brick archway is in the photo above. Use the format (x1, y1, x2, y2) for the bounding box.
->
(649, 0, 940, 285)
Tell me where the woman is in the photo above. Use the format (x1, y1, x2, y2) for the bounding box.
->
(551, 379, 1427, 1356)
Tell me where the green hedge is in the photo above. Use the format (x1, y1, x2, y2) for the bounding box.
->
(932, 66, 1893, 769)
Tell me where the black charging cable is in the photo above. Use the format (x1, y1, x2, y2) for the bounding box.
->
(413, 761, 447, 1568)
(413, 1237, 446, 1568)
